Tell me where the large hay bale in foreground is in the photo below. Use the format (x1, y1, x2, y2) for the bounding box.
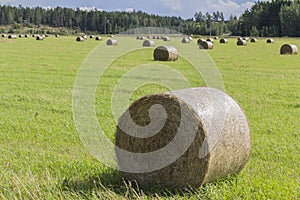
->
(153, 46, 178, 61)
(237, 40, 247, 46)
(181, 37, 190, 43)
(76, 36, 84, 42)
(199, 41, 214, 49)
(8, 35, 17, 39)
(280, 44, 298, 55)
(115, 87, 251, 189)
(219, 38, 228, 44)
(266, 38, 274, 43)
(106, 39, 118, 45)
(250, 38, 258, 43)
(143, 40, 155, 47)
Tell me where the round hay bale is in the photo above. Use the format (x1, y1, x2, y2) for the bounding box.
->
(115, 87, 251, 189)
(8, 35, 17, 39)
(106, 39, 118, 45)
(242, 37, 249, 41)
(162, 36, 170, 41)
(237, 40, 247, 46)
(55, 34, 60, 38)
(237, 37, 242, 41)
(95, 36, 102, 41)
(197, 39, 206, 45)
(19, 34, 24, 38)
(76, 36, 84, 42)
(45, 34, 49, 37)
(181, 37, 190, 43)
(1, 34, 7, 38)
(280, 44, 298, 55)
(219, 38, 228, 44)
(36, 35, 44, 40)
(266, 38, 274, 43)
(32, 34, 36, 37)
(82, 35, 87, 39)
(250, 38, 258, 43)
(25, 34, 30, 38)
(90, 35, 95, 39)
(199, 41, 214, 49)
(214, 36, 219, 40)
(206, 38, 214, 43)
(188, 36, 193, 41)
(143, 40, 155, 47)
(148, 35, 153, 39)
(153, 46, 178, 61)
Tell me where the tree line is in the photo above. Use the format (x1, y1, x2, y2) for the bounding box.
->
(0, 0, 299, 36)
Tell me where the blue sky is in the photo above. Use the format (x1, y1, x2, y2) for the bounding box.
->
(1, 0, 265, 18)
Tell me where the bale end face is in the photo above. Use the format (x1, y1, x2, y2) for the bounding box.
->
(280, 44, 298, 55)
(153, 46, 178, 61)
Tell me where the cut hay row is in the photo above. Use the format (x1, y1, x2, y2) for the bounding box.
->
(116, 87, 251, 189)
(280, 44, 298, 55)
(153, 46, 178, 61)
(143, 40, 155, 47)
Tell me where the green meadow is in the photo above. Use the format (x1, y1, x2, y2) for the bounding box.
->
(0, 36, 299, 199)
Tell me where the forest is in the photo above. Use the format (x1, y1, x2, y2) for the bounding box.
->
(0, 0, 299, 36)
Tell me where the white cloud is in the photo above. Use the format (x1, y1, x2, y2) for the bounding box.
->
(156, 0, 183, 12)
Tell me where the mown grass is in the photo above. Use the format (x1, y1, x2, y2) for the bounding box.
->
(0, 36, 299, 199)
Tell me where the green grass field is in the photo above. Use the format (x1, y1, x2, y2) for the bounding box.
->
(0, 35, 299, 199)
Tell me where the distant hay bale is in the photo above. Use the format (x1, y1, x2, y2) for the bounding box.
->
(148, 35, 153, 39)
(25, 34, 30, 38)
(8, 35, 17, 39)
(219, 38, 228, 44)
(1, 34, 7, 38)
(237, 40, 247, 46)
(266, 38, 274, 43)
(36, 35, 44, 40)
(242, 37, 249, 41)
(214, 36, 219, 40)
(106, 39, 118, 45)
(45, 34, 49, 37)
(76, 36, 84, 42)
(162, 36, 170, 41)
(206, 38, 214, 43)
(237, 37, 242, 41)
(82, 35, 87, 39)
(280, 44, 298, 55)
(136, 36, 145, 40)
(143, 40, 155, 47)
(90, 35, 95, 38)
(32, 34, 36, 37)
(115, 87, 251, 189)
(154, 46, 178, 61)
(181, 37, 190, 43)
(250, 38, 258, 43)
(19, 34, 24, 38)
(188, 36, 193, 41)
(55, 34, 60, 38)
(95, 36, 102, 41)
(197, 39, 206, 45)
(199, 40, 214, 49)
